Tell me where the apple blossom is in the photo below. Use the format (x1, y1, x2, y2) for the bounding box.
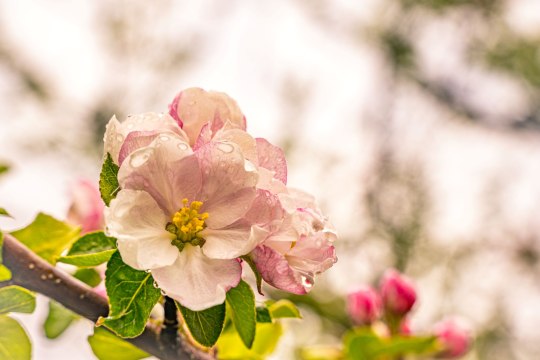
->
(168, 87, 246, 146)
(380, 269, 417, 317)
(347, 286, 382, 325)
(105, 133, 267, 310)
(250, 188, 337, 294)
(434, 319, 471, 358)
(66, 179, 104, 233)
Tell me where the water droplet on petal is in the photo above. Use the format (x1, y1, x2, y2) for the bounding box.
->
(129, 148, 153, 168)
(177, 142, 189, 151)
(159, 135, 170, 142)
(160, 289, 167, 296)
(301, 275, 314, 289)
(153, 281, 159, 288)
(217, 143, 234, 154)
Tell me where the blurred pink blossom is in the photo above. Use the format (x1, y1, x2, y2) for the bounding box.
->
(347, 286, 381, 325)
(380, 269, 417, 317)
(66, 179, 104, 233)
(433, 319, 471, 358)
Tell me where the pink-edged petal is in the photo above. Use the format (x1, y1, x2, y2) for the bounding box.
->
(152, 245, 242, 311)
(256, 138, 287, 185)
(105, 189, 178, 270)
(67, 179, 104, 233)
(118, 130, 167, 166)
(203, 187, 256, 229)
(118, 136, 201, 215)
(243, 190, 285, 227)
(287, 233, 337, 276)
(251, 245, 307, 295)
(200, 223, 268, 259)
(196, 141, 258, 228)
(168, 92, 183, 127)
(214, 127, 258, 164)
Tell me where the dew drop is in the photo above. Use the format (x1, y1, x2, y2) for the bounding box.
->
(55, 279, 61, 284)
(159, 135, 170, 142)
(153, 281, 159, 288)
(177, 142, 189, 151)
(217, 143, 234, 154)
(80, 294, 85, 299)
(301, 275, 313, 289)
(48, 273, 54, 279)
(129, 148, 153, 168)
(28, 263, 35, 270)
(160, 289, 167, 296)
(40, 274, 47, 280)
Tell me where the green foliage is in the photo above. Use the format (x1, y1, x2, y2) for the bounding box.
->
(299, 346, 343, 360)
(0, 164, 9, 176)
(58, 231, 117, 267)
(99, 251, 160, 338)
(176, 301, 226, 347)
(256, 306, 272, 323)
(0, 208, 12, 218)
(0, 286, 36, 314)
(44, 301, 78, 339)
(216, 322, 284, 360)
(100, 153, 120, 206)
(10, 213, 80, 264)
(241, 255, 263, 295)
(267, 299, 302, 319)
(0, 231, 12, 281)
(0, 315, 32, 360)
(226, 280, 257, 349)
(73, 268, 102, 288)
(88, 327, 149, 360)
(344, 328, 440, 360)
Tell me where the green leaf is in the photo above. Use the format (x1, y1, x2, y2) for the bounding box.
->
(0, 315, 31, 360)
(241, 255, 263, 295)
(100, 153, 120, 206)
(10, 213, 80, 264)
(0, 208, 12, 218)
(0, 231, 12, 281)
(176, 301, 226, 347)
(216, 322, 283, 360)
(299, 346, 343, 360)
(44, 300, 78, 339)
(58, 232, 117, 267)
(256, 306, 272, 323)
(344, 328, 440, 360)
(0, 286, 36, 314)
(88, 327, 149, 360)
(226, 280, 256, 349)
(267, 299, 302, 319)
(99, 251, 160, 338)
(73, 268, 102, 288)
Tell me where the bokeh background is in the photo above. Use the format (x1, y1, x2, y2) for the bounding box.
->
(1, 1, 540, 359)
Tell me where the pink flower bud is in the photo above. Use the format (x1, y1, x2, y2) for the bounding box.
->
(434, 319, 471, 358)
(66, 180, 104, 234)
(347, 286, 381, 325)
(380, 269, 416, 317)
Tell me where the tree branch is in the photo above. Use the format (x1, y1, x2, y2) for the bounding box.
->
(0, 234, 214, 360)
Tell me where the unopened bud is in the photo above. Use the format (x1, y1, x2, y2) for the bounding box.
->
(380, 269, 416, 317)
(434, 319, 471, 358)
(347, 286, 381, 325)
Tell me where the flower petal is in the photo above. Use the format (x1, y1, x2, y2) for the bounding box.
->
(152, 245, 242, 311)
(256, 138, 287, 185)
(105, 189, 178, 270)
(200, 223, 268, 259)
(119, 136, 201, 215)
(203, 187, 256, 229)
(251, 245, 307, 295)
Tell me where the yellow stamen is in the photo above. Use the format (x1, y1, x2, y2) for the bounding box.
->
(168, 198, 209, 249)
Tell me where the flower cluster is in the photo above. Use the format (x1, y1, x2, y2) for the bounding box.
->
(103, 88, 337, 311)
(347, 269, 471, 358)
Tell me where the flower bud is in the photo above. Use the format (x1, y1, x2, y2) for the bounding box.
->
(380, 269, 416, 317)
(347, 286, 381, 325)
(66, 179, 104, 234)
(434, 319, 471, 358)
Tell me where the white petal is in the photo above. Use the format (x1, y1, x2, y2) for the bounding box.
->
(105, 189, 178, 270)
(200, 224, 268, 259)
(203, 187, 256, 229)
(118, 136, 201, 215)
(152, 245, 241, 311)
(103, 115, 123, 163)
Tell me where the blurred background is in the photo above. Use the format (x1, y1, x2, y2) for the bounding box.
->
(1, 0, 540, 359)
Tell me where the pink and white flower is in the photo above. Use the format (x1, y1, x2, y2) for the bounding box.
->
(168, 87, 246, 146)
(250, 188, 337, 294)
(66, 179, 104, 233)
(105, 134, 267, 310)
(433, 319, 471, 358)
(380, 269, 417, 317)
